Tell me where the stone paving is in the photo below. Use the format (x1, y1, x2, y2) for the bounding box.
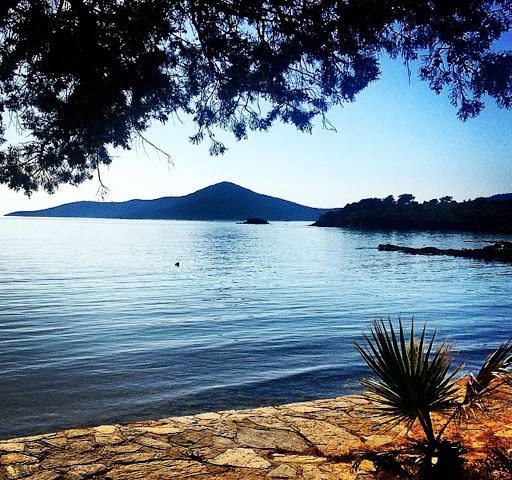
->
(0, 394, 511, 480)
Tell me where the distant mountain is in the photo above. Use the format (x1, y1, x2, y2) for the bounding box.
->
(6, 182, 330, 221)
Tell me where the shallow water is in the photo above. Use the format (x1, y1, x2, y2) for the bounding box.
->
(0, 217, 511, 439)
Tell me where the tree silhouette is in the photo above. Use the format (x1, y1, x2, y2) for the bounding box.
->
(0, 1, 511, 194)
(313, 195, 512, 233)
(397, 193, 416, 205)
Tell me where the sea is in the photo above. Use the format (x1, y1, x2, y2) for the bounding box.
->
(0, 217, 511, 439)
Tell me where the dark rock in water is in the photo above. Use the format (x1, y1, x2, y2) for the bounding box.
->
(378, 241, 512, 263)
(241, 218, 269, 225)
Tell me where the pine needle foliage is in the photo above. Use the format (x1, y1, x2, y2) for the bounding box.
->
(1, 2, 512, 194)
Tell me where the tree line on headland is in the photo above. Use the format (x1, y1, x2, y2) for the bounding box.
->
(313, 194, 512, 234)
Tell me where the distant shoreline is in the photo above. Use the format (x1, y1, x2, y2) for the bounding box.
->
(313, 196, 512, 235)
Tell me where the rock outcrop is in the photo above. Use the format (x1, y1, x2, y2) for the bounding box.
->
(378, 241, 512, 263)
(241, 218, 269, 224)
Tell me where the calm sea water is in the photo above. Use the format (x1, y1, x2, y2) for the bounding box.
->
(0, 217, 511, 439)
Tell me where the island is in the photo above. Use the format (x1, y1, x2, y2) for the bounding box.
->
(241, 217, 269, 224)
(6, 182, 329, 222)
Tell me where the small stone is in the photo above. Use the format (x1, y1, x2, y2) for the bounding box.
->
(0, 453, 38, 465)
(4, 465, 20, 479)
(94, 425, 118, 434)
(495, 428, 512, 438)
(68, 440, 97, 453)
(301, 465, 330, 480)
(347, 396, 369, 405)
(102, 444, 141, 455)
(41, 452, 100, 469)
(271, 454, 327, 464)
(94, 432, 124, 445)
(115, 452, 159, 464)
(141, 425, 183, 435)
(364, 434, 394, 448)
(286, 405, 324, 414)
(210, 448, 271, 468)
(62, 429, 91, 438)
(284, 418, 362, 456)
(64, 463, 107, 479)
(358, 459, 376, 473)
(236, 427, 308, 452)
(44, 437, 68, 448)
(301, 463, 353, 480)
(0, 442, 24, 453)
(4, 464, 37, 479)
(195, 412, 221, 421)
(106, 459, 209, 480)
(135, 435, 172, 449)
(268, 463, 297, 477)
(25, 470, 59, 480)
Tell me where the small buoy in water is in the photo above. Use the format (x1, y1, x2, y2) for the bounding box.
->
(175, 262, 180, 267)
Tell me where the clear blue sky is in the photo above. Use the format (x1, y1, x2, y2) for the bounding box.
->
(1, 55, 511, 215)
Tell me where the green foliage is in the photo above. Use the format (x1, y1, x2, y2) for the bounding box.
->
(355, 319, 460, 443)
(0, 1, 511, 194)
(356, 319, 512, 448)
(460, 339, 512, 417)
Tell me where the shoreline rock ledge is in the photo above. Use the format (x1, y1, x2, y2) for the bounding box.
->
(0, 394, 511, 480)
(378, 240, 512, 263)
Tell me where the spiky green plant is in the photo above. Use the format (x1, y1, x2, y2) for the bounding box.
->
(463, 339, 512, 408)
(356, 319, 512, 447)
(437, 338, 512, 441)
(355, 319, 460, 444)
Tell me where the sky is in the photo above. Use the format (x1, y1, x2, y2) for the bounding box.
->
(1, 55, 511, 215)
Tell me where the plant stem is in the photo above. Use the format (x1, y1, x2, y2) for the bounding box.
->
(417, 409, 436, 446)
(436, 407, 460, 443)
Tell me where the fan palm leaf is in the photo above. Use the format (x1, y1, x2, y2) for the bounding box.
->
(355, 319, 461, 444)
(434, 339, 512, 441)
(461, 339, 512, 415)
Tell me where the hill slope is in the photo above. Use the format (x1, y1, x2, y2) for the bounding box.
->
(313, 196, 512, 233)
(7, 182, 329, 221)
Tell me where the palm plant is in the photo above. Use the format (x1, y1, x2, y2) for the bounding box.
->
(355, 319, 512, 451)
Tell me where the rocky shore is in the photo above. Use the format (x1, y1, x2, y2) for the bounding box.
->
(1, 393, 511, 480)
(378, 241, 512, 263)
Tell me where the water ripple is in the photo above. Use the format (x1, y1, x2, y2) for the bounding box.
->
(0, 217, 511, 439)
